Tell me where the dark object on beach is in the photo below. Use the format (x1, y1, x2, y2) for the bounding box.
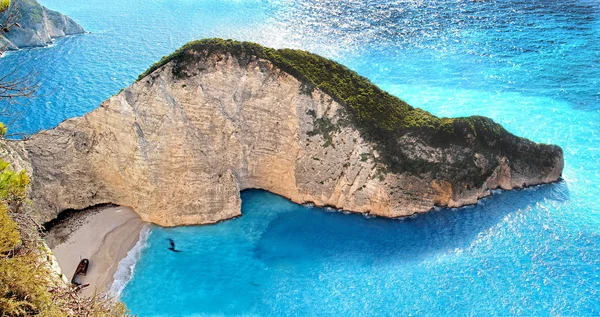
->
(75, 283, 90, 291)
(71, 259, 89, 286)
(168, 238, 181, 252)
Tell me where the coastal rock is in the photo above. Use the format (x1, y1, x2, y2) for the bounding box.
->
(0, 39, 564, 226)
(0, 0, 84, 49)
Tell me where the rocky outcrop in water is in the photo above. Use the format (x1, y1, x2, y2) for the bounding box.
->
(0, 0, 84, 49)
(0, 39, 564, 226)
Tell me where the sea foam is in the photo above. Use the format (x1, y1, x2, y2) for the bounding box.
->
(108, 224, 152, 298)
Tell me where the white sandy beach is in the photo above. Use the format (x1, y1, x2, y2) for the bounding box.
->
(45, 206, 145, 297)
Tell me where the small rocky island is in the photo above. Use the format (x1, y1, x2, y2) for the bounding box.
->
(1, 39, 563, 227)
(0, 0, 84, 50)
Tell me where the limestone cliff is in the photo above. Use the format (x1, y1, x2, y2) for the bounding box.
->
(0, 39, 564, 226)
(0, 0, 84, 50)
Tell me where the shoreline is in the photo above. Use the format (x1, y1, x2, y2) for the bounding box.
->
(45, 206, 146, 297)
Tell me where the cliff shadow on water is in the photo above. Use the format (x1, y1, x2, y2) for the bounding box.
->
(252, 181, 570, 264)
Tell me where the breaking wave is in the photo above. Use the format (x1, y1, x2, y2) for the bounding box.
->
(108, 224, 152, 298)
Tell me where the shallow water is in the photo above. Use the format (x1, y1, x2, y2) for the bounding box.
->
(1, 0, 599, 315)
(123, 187, 600, 316)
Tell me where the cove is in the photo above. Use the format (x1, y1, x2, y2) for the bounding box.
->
(119, 186, 597, 316)
(0, 0, 598, 315)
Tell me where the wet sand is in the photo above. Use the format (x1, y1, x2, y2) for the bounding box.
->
(45, 206, 145, 297)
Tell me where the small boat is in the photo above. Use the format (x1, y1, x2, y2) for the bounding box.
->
(71, 259, 89, 286)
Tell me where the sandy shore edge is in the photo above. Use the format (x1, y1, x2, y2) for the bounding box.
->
(45, 206, 146, 297)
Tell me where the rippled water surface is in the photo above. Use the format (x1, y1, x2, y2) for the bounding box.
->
(1, 0, 599, 315)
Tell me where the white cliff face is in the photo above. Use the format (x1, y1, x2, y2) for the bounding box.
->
(1, 52, 563, 226)
(0, 0, 84, 49)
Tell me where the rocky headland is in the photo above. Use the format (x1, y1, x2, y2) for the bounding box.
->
(0, 0, 84, 50)
(0, 39, 564, 227)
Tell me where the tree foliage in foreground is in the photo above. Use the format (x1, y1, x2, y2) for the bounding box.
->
(0, 2, 131, 314)
(0, 156, 133, 316)
(0, 157, 63, 316)
(0, 0, 9, 13)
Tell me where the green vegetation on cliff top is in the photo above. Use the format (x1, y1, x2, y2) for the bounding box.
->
(138, 38, 508, 141)
(137, 39, 559, 179)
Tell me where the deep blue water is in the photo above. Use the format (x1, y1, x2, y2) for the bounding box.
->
(1, 0, 599, 315)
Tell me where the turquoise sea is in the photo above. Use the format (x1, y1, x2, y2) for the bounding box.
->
(1, 0, 599, 315)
